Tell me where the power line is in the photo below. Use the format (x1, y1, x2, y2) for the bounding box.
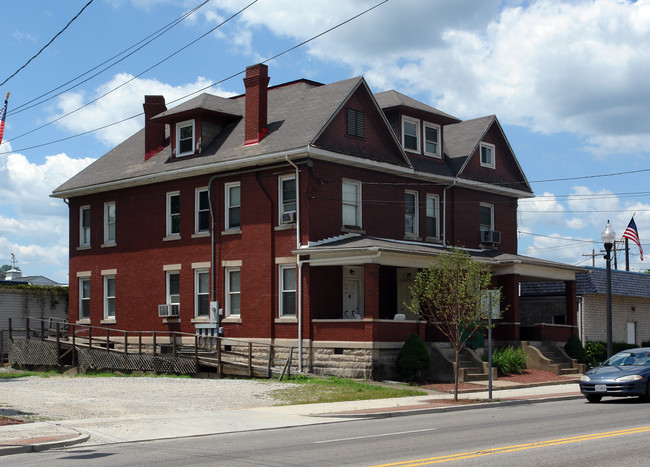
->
(1, 0, 390, 155)
(0, 0, 95, 87)
(9, 0, 213, 117)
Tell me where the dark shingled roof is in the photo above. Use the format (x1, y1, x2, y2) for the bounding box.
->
(521, 267, 650, 299)
(374, 90, 461, 122)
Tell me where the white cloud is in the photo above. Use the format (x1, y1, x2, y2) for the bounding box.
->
(209, 0, 650, 156)
(518, 192, 565, 229)
(53, 74, 236, 147)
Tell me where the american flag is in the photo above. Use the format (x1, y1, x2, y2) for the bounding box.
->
(0, 93, 8, 146)
(623, 217, 644, 261)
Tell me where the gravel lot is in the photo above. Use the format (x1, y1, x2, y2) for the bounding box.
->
(0, 368, 296, 421)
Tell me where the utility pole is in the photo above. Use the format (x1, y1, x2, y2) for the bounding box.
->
(582, 249, 598, 267)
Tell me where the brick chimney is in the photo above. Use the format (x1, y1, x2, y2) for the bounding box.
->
(143, 95, 167, 160)
(243, 64, 270, 146)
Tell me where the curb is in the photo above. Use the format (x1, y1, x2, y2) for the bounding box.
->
(318, 392, 585, 419)
(0, 432, 90, 456)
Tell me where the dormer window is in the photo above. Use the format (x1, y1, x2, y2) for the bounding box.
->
(402, 116, 420, 153)
(176, 120, 195, 157)
(480, 142, 495, 169)
(424, 122, 440, 157)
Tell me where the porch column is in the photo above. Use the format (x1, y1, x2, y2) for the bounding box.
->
(363, 263, 380, 319)
(494, 273, 520, 342)
(564, 280, 577, 329)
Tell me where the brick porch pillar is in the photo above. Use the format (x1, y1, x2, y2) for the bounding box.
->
(494, 273, 520, 342)
(363, 263, 380, 319)
(565, 280, 577, 329)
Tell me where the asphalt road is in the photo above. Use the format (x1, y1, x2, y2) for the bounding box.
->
(4, 397, 650, 466)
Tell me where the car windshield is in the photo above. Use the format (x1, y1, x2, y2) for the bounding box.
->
(605, 352, 650, 366)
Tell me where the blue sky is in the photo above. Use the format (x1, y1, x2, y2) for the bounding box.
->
(0, 0, 649, 284)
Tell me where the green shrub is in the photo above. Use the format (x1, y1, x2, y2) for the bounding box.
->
(642, 341, 650, 347)
(564, 334, 588, 363)
(488, 346, 527, 375)
(584, 341, 607, 367)
(396, 334, 431, 381)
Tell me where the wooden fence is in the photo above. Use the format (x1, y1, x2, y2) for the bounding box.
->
(5, 318, 295, 378)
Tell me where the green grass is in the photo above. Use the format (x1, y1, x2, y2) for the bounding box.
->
(0, 370, 60, 378)
(272, 375, 426, 405)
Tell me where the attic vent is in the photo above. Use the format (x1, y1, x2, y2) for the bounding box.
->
(346, 108, 365, 138)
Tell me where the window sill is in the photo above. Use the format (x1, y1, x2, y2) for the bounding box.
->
(222, 316, 241, 323)
(76, 245, 91, 251)
(423, 152, 442, 159)
(191, 317, 212, 324)
(404, 235, 422, 241)
(221, 229, 242, 236)
(425, 236, 442, 244)
(163, 235, 181, 242)
(274, 224, 296, 231)
(162, 317, 180, 324)
(101, 242, 117, 248)
(100, 319, 116, 325)
(275, 317, 298, 323)
(191, 232, 210, 239)
(76, 319, 91, 325)
(341, 226, 365, 234)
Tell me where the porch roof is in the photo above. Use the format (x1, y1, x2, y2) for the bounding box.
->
(295, 235, 580, 282)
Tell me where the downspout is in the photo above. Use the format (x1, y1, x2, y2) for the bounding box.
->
(208, 175, 220, 328)
(442, 179, 456, 247)
(285, 155, 303, 372)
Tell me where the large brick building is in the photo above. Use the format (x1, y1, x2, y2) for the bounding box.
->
(52, 64, 579, 377)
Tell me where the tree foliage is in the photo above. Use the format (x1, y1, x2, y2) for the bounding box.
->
(407, 247, 500, 399)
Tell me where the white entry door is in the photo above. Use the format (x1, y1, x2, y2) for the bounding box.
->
(343, 279, 360, 318)
(627, 322, 636, 345)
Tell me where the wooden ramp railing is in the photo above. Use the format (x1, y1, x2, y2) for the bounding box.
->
(5, 318, 296, 378)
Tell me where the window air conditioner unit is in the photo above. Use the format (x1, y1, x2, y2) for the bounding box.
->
(281, 211, 296, 224)
(158, 304, 180, 317)
(481, 230, 501, 245)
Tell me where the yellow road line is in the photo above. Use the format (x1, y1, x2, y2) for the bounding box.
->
(372, 425, 650, 466)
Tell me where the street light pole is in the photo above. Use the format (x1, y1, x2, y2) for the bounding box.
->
(601, 220, 616, 358)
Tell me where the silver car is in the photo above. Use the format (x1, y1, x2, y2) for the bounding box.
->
(580, 348, 650, 403)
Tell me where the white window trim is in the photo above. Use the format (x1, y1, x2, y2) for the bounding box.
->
(195, 187, 209, 234)
(103, 201, 116, 245)
(225, 267, 241, 317)
(423, 122, 441, 158)
(79, 205, 91, 247)
(194, 268, 209, 318)
(79, 277, 91, 320)
(175, 119, 195, 157)
(342, 179, 362, 228)
(279, 264, 297, 317)
(278, 174, 296, 225)
(425, 193, 440, 240)
(166, 271, 180, 306)
(480, 142, 496, 169)
(166, 191, 180, 238)
(401, 116, 421, 153)
(103, 275, 116, 320)
(480, 202, 495, 231)
(405, 190, 419, 237)
(225, 182, 241, 231)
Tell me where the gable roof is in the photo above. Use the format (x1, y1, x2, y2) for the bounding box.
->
(374, 90, 461, 122)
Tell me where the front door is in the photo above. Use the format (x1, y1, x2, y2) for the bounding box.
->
(342, 266, 364, 318)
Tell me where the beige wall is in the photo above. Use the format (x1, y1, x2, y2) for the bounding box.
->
(580, 294, 650, 346)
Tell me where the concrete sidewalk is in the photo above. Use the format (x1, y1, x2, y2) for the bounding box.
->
(0, 380, 582, 456)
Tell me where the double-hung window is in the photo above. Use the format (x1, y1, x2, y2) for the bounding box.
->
(226, 268, 241, 316)
(195, 188, 210, 234)
(342, 179, 362, 228)
(424, 123, 440, 157)
(480, 203, 494, 231)
(426, 194, 440, 239)
(103, 275, 116, 319)
(405, 190, 419, 236)
(279, 265, 296, 317)
(480, 142, 495, 168)
(80, 206, 91, 247)
(195, 269, 209, 317)
(166, 192, 180, 237)
(167, 271, 180, 306)
(279, 175, 296, 224)
(225, 182, 241, 230)
(402, 116, 420, 152)
(104, 202, 116, 244)
(176, 120, 195, 157)
(79, 278, 90, 320)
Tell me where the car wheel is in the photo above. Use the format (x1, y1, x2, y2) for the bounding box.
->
(586, 394, 602, 403)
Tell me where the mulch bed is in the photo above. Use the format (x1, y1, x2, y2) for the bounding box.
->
(0, 417, 25, 426)
(420, 368, 577, 393)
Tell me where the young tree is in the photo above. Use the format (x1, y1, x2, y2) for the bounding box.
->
(407, 248, 499, 400)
